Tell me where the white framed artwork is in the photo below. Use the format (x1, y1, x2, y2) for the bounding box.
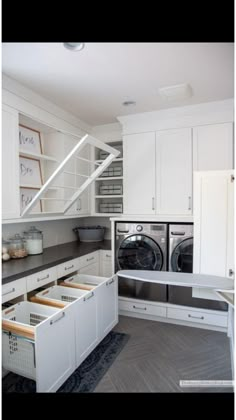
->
(19, 157, 42, 186)
(20, 188, 42, 214)
(19, 125, 42, 154)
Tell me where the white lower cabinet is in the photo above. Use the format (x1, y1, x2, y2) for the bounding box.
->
(167, 306, 228, 328)
(2, 302, 76, 392)
(97, 277, 118, 339)
(74, 289, 99, 366)
(79, 262, 100, 276)
(119, 297, 167, 318)
(100, 250, 112, 277)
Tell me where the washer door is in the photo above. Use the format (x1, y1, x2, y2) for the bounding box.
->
(171, 237, 193, 273)
(118, 234, 163, 270)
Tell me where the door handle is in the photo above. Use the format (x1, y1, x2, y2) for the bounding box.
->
(2, 287, 15, 296)
(229, 269, 234, 277)
(37, 274, 49, 282)
(152, 197, 155, 211)
(50, 312, 65, 325)
(188, 196, 191, 210)
(83, 292, 94, 301)
(106, 278, 115, 286)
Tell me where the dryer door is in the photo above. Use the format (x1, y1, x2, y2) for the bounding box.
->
(117, 234, 163, 271)
(171, 237, 193, 273)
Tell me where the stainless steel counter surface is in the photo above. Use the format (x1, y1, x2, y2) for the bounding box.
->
(2, 240, 111, 284)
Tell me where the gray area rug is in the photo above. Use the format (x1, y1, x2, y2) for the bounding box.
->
(2, 331, 129, 393)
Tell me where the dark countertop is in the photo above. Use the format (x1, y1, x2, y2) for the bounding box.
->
(2, 240, 111, 284)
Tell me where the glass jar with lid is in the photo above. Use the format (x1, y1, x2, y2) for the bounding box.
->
(9, 234, 28, 259)
(23, 226, 43, 255)
(2, 239, 11, 261)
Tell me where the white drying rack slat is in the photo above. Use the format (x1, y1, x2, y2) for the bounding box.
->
(21, 134, 120, 217)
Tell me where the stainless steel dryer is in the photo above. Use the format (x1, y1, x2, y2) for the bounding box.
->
(115, 222, 167, 302)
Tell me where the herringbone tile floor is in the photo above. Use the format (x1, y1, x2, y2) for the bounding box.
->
(94, 316, 233, 393)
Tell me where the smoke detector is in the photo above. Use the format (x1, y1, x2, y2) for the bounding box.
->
(158, 83, 192, 101)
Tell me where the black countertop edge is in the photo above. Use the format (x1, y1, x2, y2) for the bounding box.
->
(2, 240, 111, 284)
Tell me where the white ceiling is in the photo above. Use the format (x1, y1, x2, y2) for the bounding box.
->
(2, 42, 234, 126)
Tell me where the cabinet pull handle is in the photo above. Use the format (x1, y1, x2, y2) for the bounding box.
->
(188, 314, 204, 320)
(79, 198, 81, 210)
(133, 305, 147, 311)
(152, 197, 155, 210)
(84, 292, 94, 301)
(65, 264, 74, 271)
(106, 254, 111, 258)
(86, 257, 94, 262)
(106, 278, 115, 286)
(37, 274, 49, 282)
(188, 196, 191, 210)
(2, 287, 15, 296)
(229, 269, 234, 277)
(50, 312, 65, 325)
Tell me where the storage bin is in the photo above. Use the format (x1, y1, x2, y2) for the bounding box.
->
(63, 273, 108, 290)
(33, 285, 88, 307)
(99, 184, 122, 195)
(2, 302, 62, 380)
(101, 166, 122, 177)
(99, 203, 123, 213)
(73, 226, 105, 242)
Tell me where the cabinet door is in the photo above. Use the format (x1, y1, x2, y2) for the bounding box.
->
(193, 170, 234, 277)
(101, 261, 113, 277)
(97, 277, 118, 339)
(79, 262, 99, 275)
(156, 128, 192, 215)
(123, 132, 156, 214)
(75, 290, 99, 367)
(2, 106, 20, 219)
(193, 123, 233, 171)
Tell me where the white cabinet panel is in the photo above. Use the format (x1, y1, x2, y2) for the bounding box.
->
(26, 267, 57, 292)
(100, 250, 112, 277)
(193, 123, 233, 171)
(57, 259, 79, 278)
(2, 278, 27, 303)
(79, 262, 99, 275)
(156, 128, 192, 215)
(75, 290, 98, 367)
(97, 277, 118, 338)
(193, 170, 234, 280)
(2, 106, 20, 219)
(123, 132, 156, 214)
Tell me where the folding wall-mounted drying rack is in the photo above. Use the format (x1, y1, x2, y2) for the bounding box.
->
(20, 131, 120, 218)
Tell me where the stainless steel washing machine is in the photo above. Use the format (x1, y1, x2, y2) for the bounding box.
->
(115, 222, 167, 302)
(168, 224, 227, 311)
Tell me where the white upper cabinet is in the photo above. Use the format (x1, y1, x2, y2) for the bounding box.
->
(2, 105, 20, 219)
(156, 128, 192, 215)
(193, 170, 234, 278)
(123, 132, 156, 214)
(193, 123, 233, 171)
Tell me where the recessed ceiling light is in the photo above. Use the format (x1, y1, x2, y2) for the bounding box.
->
(63, 43, 85, 51)
(158, 83, 192, 101)
(122, 100, 136, 106)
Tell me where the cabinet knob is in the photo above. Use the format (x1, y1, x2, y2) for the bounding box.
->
(152, 197, 155, 211)
(229, 269, 234, 277)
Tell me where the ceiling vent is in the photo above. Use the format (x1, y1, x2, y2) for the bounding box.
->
(158, 83, 192, 101)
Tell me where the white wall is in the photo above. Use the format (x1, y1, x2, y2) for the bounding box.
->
(2, 217, 112, 248)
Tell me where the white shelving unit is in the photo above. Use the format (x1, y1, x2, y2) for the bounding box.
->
(91, 140, 123, 216)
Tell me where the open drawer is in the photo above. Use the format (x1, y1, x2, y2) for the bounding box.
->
(62, 273, 109, 290)
(31, 285, 88, 308)
(2, 301, 76, 392)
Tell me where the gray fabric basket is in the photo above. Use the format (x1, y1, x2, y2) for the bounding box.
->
(73, 226, 105, 242)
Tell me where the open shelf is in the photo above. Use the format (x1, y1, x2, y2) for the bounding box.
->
(19, 149, 58, 162)
(95, 195, 123, 198)
(95, 158, 123, 163)
(96, 176, 123, 181)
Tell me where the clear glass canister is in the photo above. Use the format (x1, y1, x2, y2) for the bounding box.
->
(24, 226, 43, 255)
(2, 239, 11, 261)
(9, 234, 28, 259)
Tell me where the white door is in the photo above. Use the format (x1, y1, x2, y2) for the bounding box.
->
(156, 128, 192, 215)
(193, 123, 233, 171)
(123, 132, 156, 214)
(2, 105, 20, 219)
(97, 277, 118, 339)
(36, 305, 76, 392)
(75, 290, 98, 367)
(193, 170, 234, 277)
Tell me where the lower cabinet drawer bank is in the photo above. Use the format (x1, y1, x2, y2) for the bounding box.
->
(119, 298, 167, 318)
(167, 307, 228, 327)
(2, 274, 118, 393)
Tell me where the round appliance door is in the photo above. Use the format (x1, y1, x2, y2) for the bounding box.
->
(117, 234, 163, 271)
(171, 237, 193, 273)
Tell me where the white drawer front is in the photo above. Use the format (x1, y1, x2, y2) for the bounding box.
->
(2, 278, 27, 303)
(101, 250, 112, 261)
(79, 251, 99, 269)
(119, 299, 167, 318)
(57, 258, 79, 278)
(26, 266, 57, 292)
(167, 307, 228, 327)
